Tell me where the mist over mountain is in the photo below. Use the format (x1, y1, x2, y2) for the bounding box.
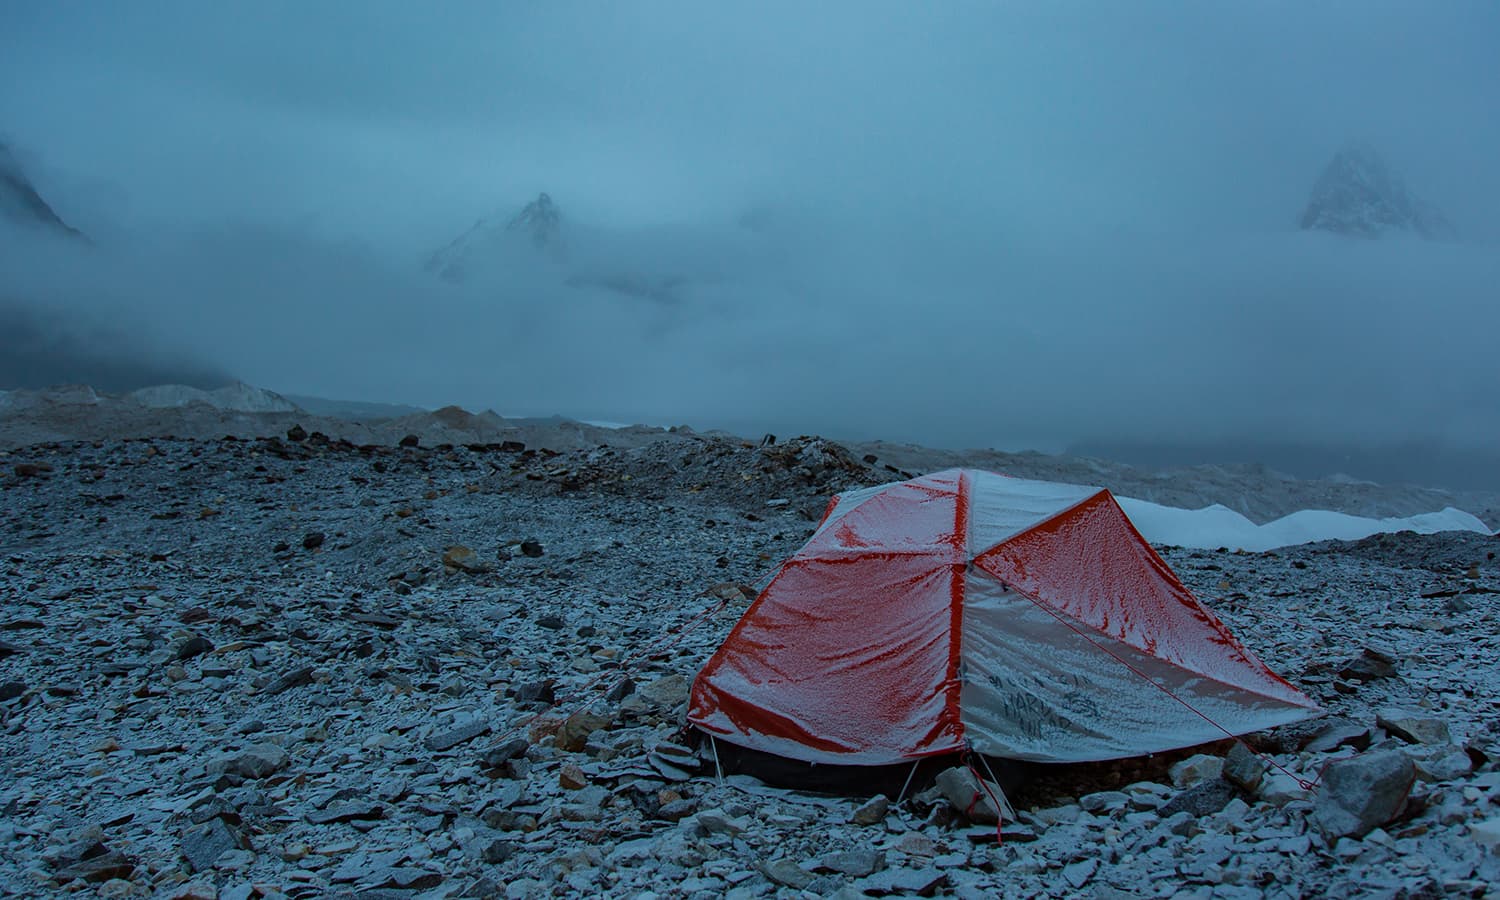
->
(1071, 438, 1500, 494)
(1299, 143, 1454, 240)
(0, 300, 230, 392)
(0, 140, 84, 239)
(426, 192, 566, 282)
(2, 3, 1498, 494)
(424, 191, 782, 307)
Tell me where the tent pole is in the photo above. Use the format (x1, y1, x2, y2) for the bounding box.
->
(896, 760, 920, 805)
(710, 735, 724, 785)
(976, 752, 1017, 822)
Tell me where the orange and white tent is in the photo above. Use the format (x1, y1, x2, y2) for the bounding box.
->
(688, 469, 1319, 765)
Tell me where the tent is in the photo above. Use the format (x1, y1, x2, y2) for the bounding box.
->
(688, 469, 1320, 766)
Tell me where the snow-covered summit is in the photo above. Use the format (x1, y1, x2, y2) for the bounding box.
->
(425, 192, 565, 282)
(1298, 143, 1452, 239)
(508, 192, 562, 249)
(128, 382, 302, 413)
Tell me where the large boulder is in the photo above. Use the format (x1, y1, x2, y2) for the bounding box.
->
(932, 767, 1010, 824)
(1312, 750, 1416, 839)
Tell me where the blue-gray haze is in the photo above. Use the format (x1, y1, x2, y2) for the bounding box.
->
(2, 2, 1497, 487)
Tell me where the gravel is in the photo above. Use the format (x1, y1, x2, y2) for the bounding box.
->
(0, 432, 1497, 897)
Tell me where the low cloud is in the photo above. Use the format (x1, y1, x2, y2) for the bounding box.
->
(4, 212, 1496, 468)
(3, 2, 1497, 488)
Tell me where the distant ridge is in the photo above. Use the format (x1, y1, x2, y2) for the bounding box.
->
(2, 381, 1495, 529)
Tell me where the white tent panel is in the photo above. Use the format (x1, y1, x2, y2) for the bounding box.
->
(813, 483, 899, 537)
(958, 571, 1314, 762)
(963, 470, 1100, 553)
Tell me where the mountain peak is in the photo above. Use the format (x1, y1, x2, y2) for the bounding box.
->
(1298, 142, 1452, 240)
(425, 191, 564, 282)
(0, 141, 86, 240)
(508, 192, 562, 249)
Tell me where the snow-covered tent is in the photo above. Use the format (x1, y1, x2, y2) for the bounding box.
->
(688, 469, 1320, 765)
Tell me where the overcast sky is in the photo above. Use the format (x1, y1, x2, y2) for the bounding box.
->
(2, 2, 1498, 466)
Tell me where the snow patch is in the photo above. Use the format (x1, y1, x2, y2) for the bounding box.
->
(1118, 497, 1490, 552)
(129, 382, 301, 414)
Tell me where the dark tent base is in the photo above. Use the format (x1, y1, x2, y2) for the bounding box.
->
(695, 734, 1026, 800)
(686, 730, 1250, 810)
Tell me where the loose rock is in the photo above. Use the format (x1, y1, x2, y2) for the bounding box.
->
(1313, 750, 1417, 839)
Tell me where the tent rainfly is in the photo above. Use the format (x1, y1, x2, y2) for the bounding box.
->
(688, 469, 1320, 766)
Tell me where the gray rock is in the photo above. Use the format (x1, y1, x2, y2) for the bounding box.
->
(1062, 858, 1098, 889)
(174, 635, 215, 661)
(656, 799, 697, 821)
(1257, 771, 1311, 806)
(696, 808, 747, 835)
(1170, 754, 1224, 787)
(761, 858, 814, 889)
(182, 818, 246, 873)
(306, 802, 385, 825)
(43, 834, 107, 869)
(1471, 816, 1500, 852)
(441, 544, 489, 573)
(424, 719, 491, 752)
(262, 665, 314, 695)
(933, 767, 1007, 824)
(555, 710, 610, 752)
(478, 738, 530, 769)
(208, 743, 288, 780)
(1376, 709, 1451, 745)
(1409, 745, 1473, 782)
(857, 867, 946, 896)
(638, 673, 691, 708)
(1222, 742, 1269, 793)
(1159, 777, 1238, 818)
(52, 851, 136, 884)
(219, 884, 254, 900)
(1079, 790, 1129, 813)
(1339, 646, 1398, 682)
(1305, 720, 1373, 753)
(1312, 750, 1416, 839)
(819, 849, 885, 878)
(850, 794, 890, 826)
(367, 867, 443, 890)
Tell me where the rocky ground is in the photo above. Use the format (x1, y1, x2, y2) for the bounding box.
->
(1, 430, 1498, 898)
(6, 383, 1498, 529)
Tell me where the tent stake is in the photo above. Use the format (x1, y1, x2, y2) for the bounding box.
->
(896, 760, 920, 805)
(710, 735, 724, 785)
